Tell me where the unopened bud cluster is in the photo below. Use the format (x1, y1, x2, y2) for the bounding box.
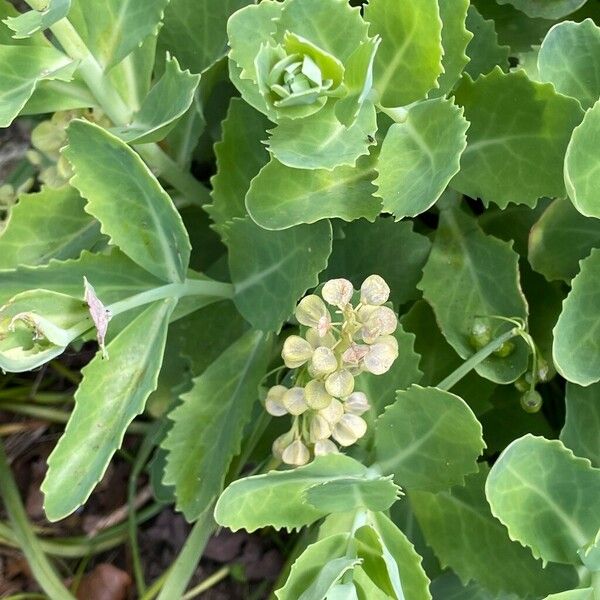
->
(266, 275, 399, 466)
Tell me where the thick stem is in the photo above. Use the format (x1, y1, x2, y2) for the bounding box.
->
(437, 328, 520, 392)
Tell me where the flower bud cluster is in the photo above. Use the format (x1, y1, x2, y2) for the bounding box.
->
(266, 275, 399, 466)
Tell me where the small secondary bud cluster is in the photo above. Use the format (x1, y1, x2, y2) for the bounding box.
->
(266, 275, 399, 466)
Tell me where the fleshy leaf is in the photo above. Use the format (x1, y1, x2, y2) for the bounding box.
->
(375, 385, 485, 492)
(464, 5, 510, 79)
(246, 153, 380, 230)
(223, 217, 332, 332)
(496, 0, 587, 20)
(553, 249, 600, 386)
(538, 20, 600, 110)
(214, 455, 369, 532)
(365, 0, 443, 107)
(528, 197, 600, 282)
(418, 205, 529, 384)
(0, 186, 103, 269)
(430, 0, 472, 97)
(561, 383, 600, 467)
(267, 100, 377, 171)
(110, 55, 200, 144)
(564, 99, 600, 218)
(411, 466, 578, 597)
(452, 68, 584, 208)
(64, 120, 191, 283)
(487, 436, 600, 565)
(162, 330, 271, 521)
(207, 98, 271, 233)
(42, 299, 175, 521)
(0, 45, 75, 127)
(374, 98, 468, 219)
(3, 0, 70, 38)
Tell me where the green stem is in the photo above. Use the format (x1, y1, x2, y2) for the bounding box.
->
(593, 571, 600, 599)
(0, 442, 76, 600)
(181, 567, 230, 600)
(437, 328, 520, 391)
(156, 507, 216, 600)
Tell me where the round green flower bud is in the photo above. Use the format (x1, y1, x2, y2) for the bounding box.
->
(295, 294, 331, 335)
(468, 319, 492, 350)
(272, 430, 294, 459)
(537, 357, 550, 382)
(282, 386, 308, 415)
(520, 390, 543, 414)
(310, 346, 338, 377)
(282, 334, 313, 368)
(322, 278, 353, 308)
(358, 305, 397, 344)
(325, 369, 354, 398)
(265, 385, 288, 416)
(363, 336, 398, 375)
(306, 327, 336, 349)
(282, 439, 310, 466)
(344, 391, 370, 416)
(494, 341, 515, 358)
(318, 398, 344, 425)
(314, 439, 338, 456)
(360, 275, 390, 306)
(309, 414, 332, 442)
(332, 414, 367, 447)
(305, 379, 333, 410)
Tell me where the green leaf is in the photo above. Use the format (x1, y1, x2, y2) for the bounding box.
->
(464, 6, 510, 79)
(486, 435, 600, 564)
(68, 0, 168, 70)
(538, 20, 600, 110)
(22, 78, 96, 115)
(0, 186, 103, 269)
(3, 0, 70, 39)
(365, 0, 443, 107)
(160, 0, 250, 74)
(553, 249, 600, 385)
(561, 383, 600, 467)
(431, 0, 472, 97)
(375, 98, 468, 219)
(419, 206, 529, 384)
(0, 0, 48, 45)
(529, 197, 600, 282)
(246, 153, 380, 230)
(267, 100, 377, 171)
(411, 466, 578, 597)
(64, 120, 191, 283)
(565, 99, 600, 218)
(375, 385, 485, 492)
(0, 44, 75, 127)
(224, 217, 331, 332)
(110, 55, 200, 144)
(214, 454, 370, 532)
(452, 68, 584, 208)
(497, 0, 587, 20)
(42, 299, 175, 521)
(356, 325, 423, 417)
(275, 534, 355, 600)
(162, 330, 271, 521)
(322, 218, 431, 307)
(0, 249, 164, 307)
(305, 477, 400, 514)
(546, 590, 594, 600)
(207, 98, 271, 233)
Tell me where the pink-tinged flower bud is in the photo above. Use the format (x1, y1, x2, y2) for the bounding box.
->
(325, 369, 355, 398)
(314, 439, 338, 456)
(360, 274, 390, 306)
(363, 336, 399, 375)
(332, 414, 367, 446)
(305, 380, 333, 410)
(322, 278, 353, 308)
(295, 294, 331, 332)
(310, 346, 338, 376)
(272, 431, 294, 458)
(282, 387, 308, 415)
(309, 414, 332, 441)
(265, 385, 288, 416)
(306, 328, 336, 349)
(342, 343, 369, 366)
(282, 440, 310, 466)
(344, 391, 370, 415)
(318, 398, 344, 424)
(282, 335, 313, 368)
(358, 305, 397, 344)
